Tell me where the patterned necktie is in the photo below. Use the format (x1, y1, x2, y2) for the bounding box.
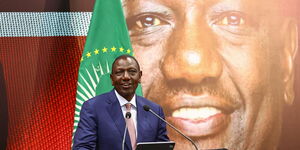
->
(125, 103, 136, 150)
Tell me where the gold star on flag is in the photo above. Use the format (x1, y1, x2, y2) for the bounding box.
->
(86, 52, 91, 57)
(80, 57, 84, 62)
(111, 47, 116, 52)
(119, 47, 124, 52)
(102, 47, 108, 53)
(94, 49, 99, 54)
(126, 49, 131, 53)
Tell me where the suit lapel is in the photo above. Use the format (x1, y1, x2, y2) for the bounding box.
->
(106, 90, 132, 150)
(136, 97, 148, 143)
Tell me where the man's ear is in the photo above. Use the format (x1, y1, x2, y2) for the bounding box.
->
(282, 19, 298, 105)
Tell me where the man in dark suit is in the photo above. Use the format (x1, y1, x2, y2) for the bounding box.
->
(73, 55, 169, 150)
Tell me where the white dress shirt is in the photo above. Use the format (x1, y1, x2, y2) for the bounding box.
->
(114, 90, 137, 137)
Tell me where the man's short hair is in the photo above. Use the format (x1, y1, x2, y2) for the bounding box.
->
(111, 54, 141, 72)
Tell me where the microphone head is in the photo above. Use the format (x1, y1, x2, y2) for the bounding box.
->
(125, 112, 131, 119)
(143, 105, 150, 111)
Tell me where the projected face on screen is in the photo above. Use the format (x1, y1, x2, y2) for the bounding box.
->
(123, 0, 298, 149)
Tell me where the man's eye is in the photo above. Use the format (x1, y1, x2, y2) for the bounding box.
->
(129, 69, 137, 72)
(216, 13, 246, 26)
(128, 14, 168, 30)
(129, 70, 137, 74)
(135, 15, 162, 28)
(211, 11, 255, 36)
(115, 71, 123, 75)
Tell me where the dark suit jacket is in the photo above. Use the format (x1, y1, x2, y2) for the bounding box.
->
(73, 90, 169, 150)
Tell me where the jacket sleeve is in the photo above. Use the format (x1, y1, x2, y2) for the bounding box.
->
(156, 106, 170, 141)
(72, 101, 97, 150)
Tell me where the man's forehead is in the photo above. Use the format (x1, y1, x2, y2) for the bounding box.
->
(114, 57, 138, 68)
(121, 0, 283, 11)
(116, 57, 133, 64)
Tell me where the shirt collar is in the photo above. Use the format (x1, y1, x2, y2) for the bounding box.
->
(114, 90, 136, 108)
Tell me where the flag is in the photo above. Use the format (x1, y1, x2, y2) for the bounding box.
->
(73, 0, 143, 138)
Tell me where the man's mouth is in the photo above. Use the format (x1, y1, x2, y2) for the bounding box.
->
(121, 83, 131, 88)
(166, 94, 238, 137)
(172, 107, 221, 120)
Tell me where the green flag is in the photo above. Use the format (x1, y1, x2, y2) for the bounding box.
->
(72, 0, 143, 138)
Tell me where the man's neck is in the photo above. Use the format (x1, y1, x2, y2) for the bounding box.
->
(124, 95, 134, 101)
(114, 90, 136, 103)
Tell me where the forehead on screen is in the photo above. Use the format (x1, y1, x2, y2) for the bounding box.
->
(121, 0, 298, 17)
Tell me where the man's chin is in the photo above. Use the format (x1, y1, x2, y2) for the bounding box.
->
(169, 132, 228, 150)
(166, 114, 232, 150)
(167, 112, 230, 137)
(117, 89, 136, 99)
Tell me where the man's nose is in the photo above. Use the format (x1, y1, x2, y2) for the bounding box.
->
(161, 13, 222, 84)
(122, 71, 130, 80)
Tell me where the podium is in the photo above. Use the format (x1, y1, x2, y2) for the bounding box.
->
(136, 141, 175, 150)
(136, 141, 228, 150)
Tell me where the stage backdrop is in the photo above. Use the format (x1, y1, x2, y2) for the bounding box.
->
(0, 0, 299, 149)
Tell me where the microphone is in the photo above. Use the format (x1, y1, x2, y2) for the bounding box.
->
(122, 112, 131, 150)
(143, 105, 199, 150)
